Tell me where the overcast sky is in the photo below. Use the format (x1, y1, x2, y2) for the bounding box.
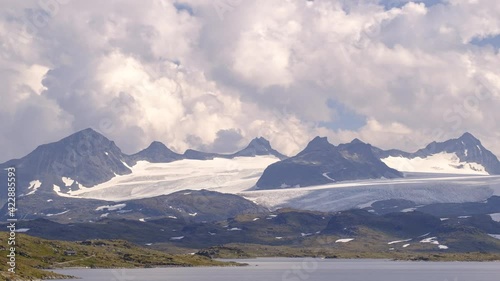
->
(1, 0, 500, 162)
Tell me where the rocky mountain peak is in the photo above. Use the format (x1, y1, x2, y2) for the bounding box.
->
(131, 141, 182, 163)
(350, 138, 365, 145)
(458, 132, 481, 145)
(248, 137, 272, 148)
(232, 137, 287, 159)
(301, 136, 334, 153)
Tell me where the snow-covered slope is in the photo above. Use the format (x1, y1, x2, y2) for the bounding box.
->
(241, 173, 500, 212)
(54, 161, 500, 214)
(381, 152, 488, 175)
(59, 156, 280, 201)
(375, 132, 500, 175)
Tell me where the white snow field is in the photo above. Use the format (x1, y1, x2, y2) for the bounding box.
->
(336, 238, 354, 243)
(62, 177, 75, 187)
(95, 203, 126, 211)
(26, 180, 42, 195)
(489, 213, 500, 222)
(381, 152, 488, 175)
(241, 173, 500, 212)
(388, 239, 412, 245)
(61, 156, 280, 201)
(51, 155, 500, 213)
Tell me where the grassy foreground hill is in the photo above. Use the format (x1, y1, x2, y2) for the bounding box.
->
(0, 233, 240, 281)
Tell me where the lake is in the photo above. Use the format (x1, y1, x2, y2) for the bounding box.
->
(53, 258, 500, 281)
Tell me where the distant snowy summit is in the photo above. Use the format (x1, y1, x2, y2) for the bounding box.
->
(374, 132, 500, 175)
(256, 132, 500, 190)
(0, 128, 135, 194)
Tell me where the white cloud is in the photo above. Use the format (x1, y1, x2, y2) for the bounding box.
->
(1, 0, 500, 162)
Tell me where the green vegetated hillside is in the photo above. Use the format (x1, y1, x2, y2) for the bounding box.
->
(0, 233, 240, 281)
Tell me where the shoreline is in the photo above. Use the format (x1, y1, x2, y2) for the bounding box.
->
(24, 256, 500, 281)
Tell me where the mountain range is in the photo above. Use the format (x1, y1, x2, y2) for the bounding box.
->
(1, 128, 500, 222)
(1, 128, 500, 261)
(0, 129, 286, 199)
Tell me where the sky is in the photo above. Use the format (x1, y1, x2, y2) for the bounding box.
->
(1, 0, 500, 162)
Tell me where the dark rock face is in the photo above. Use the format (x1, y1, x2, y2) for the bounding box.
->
(256, 137, 402, 189)
(130, 141, 183, 163)
(0, 188, 267, 224)
(298, 136, 335, 154)
(0, 128, 133, 197)
(337, 139, 402, 178)
(373, 132, 500, 175)
(183, 149, 222, 160)
(127, 189, 268, 223)
(371, 147, 412, 159)
(323, 209, 441, 237)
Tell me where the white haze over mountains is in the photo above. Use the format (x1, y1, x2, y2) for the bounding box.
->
(1, 0, 500, 162)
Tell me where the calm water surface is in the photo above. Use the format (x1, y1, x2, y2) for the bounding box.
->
(53, 258, 500, 281)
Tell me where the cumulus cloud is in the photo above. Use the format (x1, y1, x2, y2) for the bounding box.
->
(1, 0, 500, 162)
